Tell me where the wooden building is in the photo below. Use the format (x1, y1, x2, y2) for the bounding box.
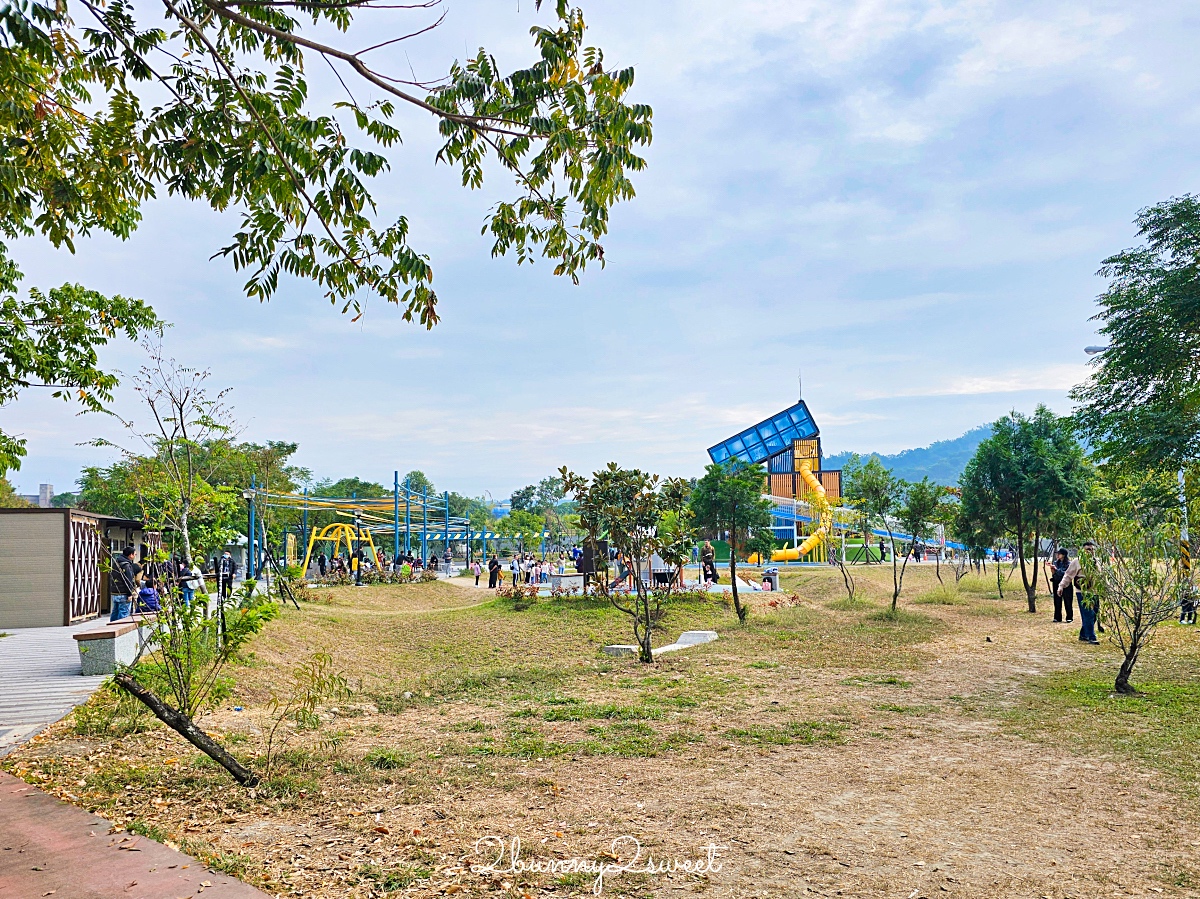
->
(0, 509, 154, 629)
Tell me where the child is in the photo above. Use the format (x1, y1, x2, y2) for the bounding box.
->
(137, 575, 162, 613)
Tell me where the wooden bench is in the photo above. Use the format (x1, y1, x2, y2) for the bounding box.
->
(73, 614, 158, 676)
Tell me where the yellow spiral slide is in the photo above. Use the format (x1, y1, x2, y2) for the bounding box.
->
(750, 459, 832, 564)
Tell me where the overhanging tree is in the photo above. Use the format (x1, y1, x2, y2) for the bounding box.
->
(0, 269, 161, 472)
(1, 0, 650, 468)
(1072, 195, 1200, 471)
(0, 0, 650, 320)
(959, 407, 1092, 613)
(690, 458, 771, 623)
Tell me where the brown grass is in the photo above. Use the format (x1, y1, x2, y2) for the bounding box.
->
(6, 565, 1200, 898)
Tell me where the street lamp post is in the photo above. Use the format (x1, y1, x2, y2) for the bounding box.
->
(242, 484, 256, 580)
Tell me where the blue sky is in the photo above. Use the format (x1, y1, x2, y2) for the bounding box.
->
(7, 0, 1200, 499)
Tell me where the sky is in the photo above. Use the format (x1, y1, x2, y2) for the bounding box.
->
(7, 0, 1200, 500)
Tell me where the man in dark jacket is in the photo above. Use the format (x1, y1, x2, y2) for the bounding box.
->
(218, 551, 238, 600)
(109, 546, 141, 621)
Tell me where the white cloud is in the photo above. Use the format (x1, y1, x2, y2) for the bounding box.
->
(855, 364, 1089, 400)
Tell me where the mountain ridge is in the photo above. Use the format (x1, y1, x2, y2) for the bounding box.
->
(824, 425, 991, 485)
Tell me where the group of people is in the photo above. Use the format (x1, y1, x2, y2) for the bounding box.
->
(312, 547, 455, 579)
(1045, 542, 1103, 644)
(477, 552, 576, 588)
(108, 548, 217, 621)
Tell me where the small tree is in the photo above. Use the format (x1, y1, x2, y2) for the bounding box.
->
(690, 459, 772, 623)
(746, 528, 778, 570)
(96, 341, 237, 568)
(844, 456, 906, 612)
(561, 464, 689, 663)
(1084, 513, 1192, 694)
(116, 579, 279, 785)
(900, 477, 953, 585)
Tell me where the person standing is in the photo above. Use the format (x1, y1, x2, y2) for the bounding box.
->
(1048, 549, 1074, 623)
(218, 550, 238, 602)
(109, 546, 141, 621)
(471, 559, 482, 587)
(181, 560, 203, 607)
(510, 556, 519, 587)
(487, 555, 500, 588)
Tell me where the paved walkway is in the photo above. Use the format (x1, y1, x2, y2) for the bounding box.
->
(0, 771, 270, 898)
(0, 620, 108, 756)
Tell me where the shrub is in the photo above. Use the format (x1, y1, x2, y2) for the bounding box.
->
(364, 747, 410, 770)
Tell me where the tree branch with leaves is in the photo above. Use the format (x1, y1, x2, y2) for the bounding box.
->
(1, 0, 651, 323)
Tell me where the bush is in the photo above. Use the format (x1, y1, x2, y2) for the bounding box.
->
(913, 585, 964, 605)
(363, 747, 409, 769)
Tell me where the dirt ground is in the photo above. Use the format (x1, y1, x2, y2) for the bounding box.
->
(6, 566, 1199, 898)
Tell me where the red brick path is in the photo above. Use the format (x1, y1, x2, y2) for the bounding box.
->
(0, 771, 271, 899)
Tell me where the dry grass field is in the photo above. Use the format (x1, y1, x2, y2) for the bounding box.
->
(6, 563, 1200, 898)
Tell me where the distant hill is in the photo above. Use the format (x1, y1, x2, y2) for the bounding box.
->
(824, 426, 991, 485)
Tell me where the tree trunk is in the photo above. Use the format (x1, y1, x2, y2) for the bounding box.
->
(836, 558, 855, 602)
(1115, 641, 1139, 695)
(889, 532, 901, 613)
(638, 587, 653, 664)
(1015, 518, 1036, 614)
(115, 672, 260, 786)
(729, 548, 745, 622)
(180, 502, 193, 568)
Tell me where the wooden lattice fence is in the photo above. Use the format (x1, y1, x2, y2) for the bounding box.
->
(67, 514, 103, 622)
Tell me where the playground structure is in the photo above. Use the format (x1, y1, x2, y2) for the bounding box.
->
(241, 472, 562, 580)
(773, 457, 832, 561)
(299, 522, 381, 573)
(711, 400, 963, 563)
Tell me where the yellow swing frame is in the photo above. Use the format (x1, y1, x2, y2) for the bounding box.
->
(301, 522, 381, 574)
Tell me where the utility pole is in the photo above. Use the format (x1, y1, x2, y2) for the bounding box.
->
(353, 509, 363, 587)
(247, 477, 256, 579)
(1181, 469, 1192, 616)
(404, 476, 411, 556)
